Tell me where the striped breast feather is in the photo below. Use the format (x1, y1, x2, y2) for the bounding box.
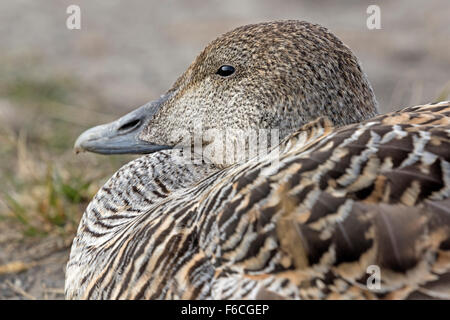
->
(207, 101, 450, 299)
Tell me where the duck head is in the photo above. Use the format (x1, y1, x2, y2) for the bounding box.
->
(75, 20, 378, 162)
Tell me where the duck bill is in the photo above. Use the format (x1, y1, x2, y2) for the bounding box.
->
(74, 94, 172, 154)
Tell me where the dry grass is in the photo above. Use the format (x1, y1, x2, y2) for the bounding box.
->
(0, 55, 134, 239)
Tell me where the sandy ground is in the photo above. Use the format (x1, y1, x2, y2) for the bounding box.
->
(0, 0, 449, 299)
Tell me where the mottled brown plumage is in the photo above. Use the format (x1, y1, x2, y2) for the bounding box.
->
(66, 20, 450, 300)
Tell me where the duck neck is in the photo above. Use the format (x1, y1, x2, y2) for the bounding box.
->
(83, 149, 218, 234)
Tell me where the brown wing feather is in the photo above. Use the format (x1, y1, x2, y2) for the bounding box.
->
(211, 101, 450, 299)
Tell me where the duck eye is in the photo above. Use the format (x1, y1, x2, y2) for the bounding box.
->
(216, 65, 235, 77)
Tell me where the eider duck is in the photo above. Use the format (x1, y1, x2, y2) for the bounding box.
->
(66, 20, 450, 299)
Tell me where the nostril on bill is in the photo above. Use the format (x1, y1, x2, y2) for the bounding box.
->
(118, 119, 141, 133)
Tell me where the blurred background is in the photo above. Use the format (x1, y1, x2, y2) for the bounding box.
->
(0, 0, 449, 299)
